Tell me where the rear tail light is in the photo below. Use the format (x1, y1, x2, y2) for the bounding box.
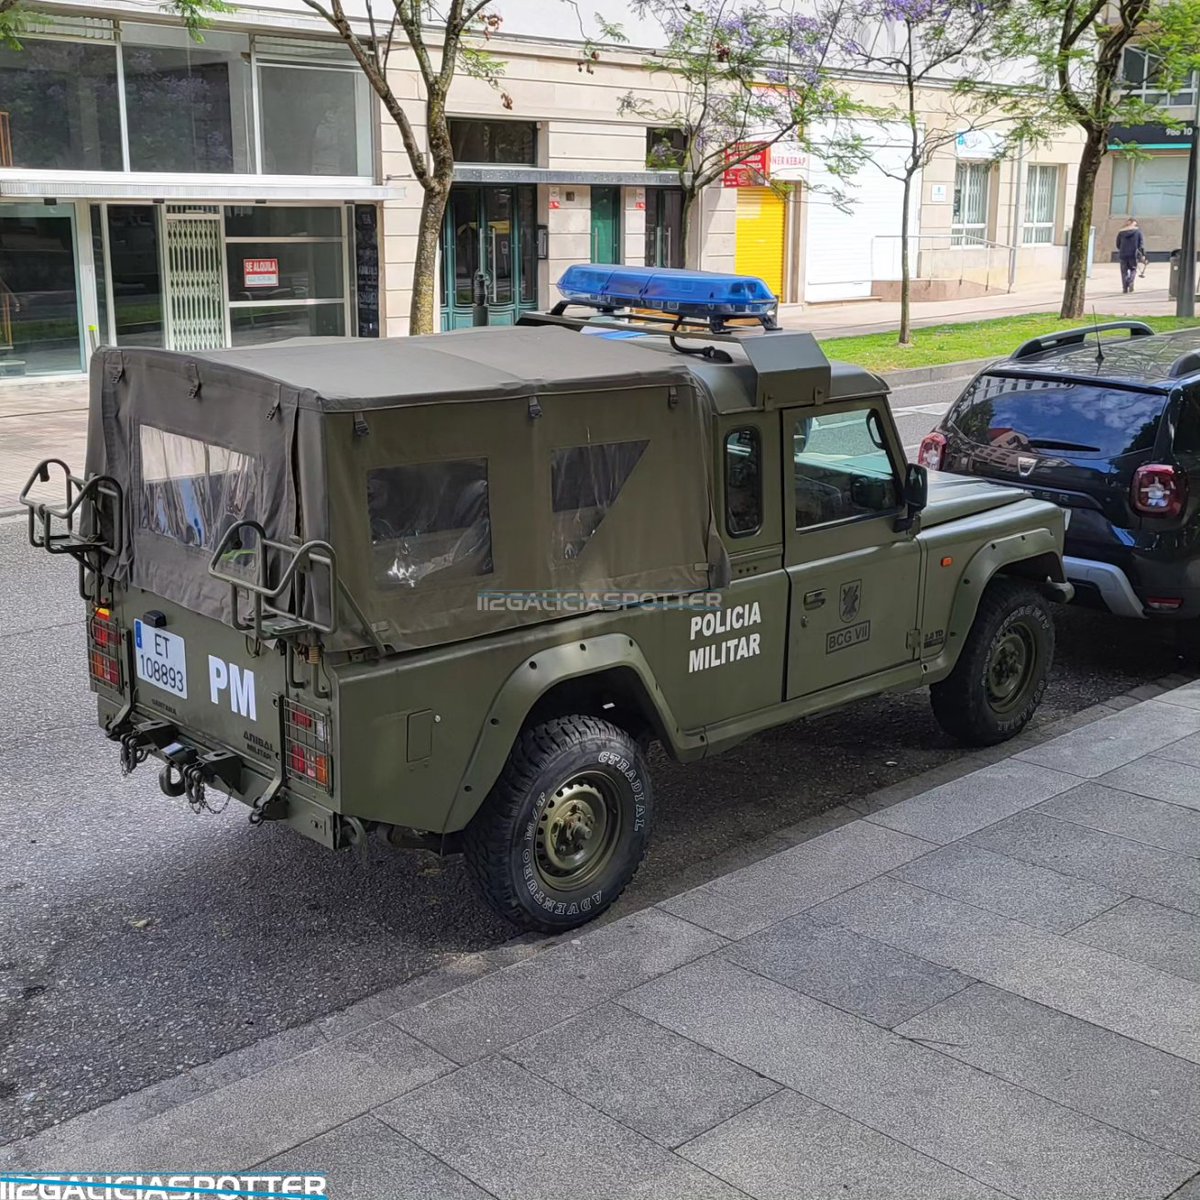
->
(283, 697, 332, 792)
(1131, 464, 1187, 518)
(87, 606, 122, 689)
(918, 432, 947, 471)
(1146, 596, 1184, 611)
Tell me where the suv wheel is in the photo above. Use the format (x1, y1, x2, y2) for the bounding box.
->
(463, 716, 653, 933)
(930, 578, 1054, 746)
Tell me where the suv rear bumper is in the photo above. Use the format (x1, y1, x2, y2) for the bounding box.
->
(1063, 557, 1147, 620)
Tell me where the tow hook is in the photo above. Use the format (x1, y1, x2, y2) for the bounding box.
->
(158, 743, 243, 815)
(118, 719, 178, 777)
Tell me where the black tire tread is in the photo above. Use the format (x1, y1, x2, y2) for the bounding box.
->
(930, 577, 1054, 747)
(462, 715, 647, 932)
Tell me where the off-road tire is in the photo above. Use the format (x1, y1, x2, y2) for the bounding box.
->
(462, 716, 653, 933)
(930, 578, 1054, 747)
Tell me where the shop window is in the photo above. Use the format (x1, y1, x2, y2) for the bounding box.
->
(226, 241, 345, 303)
(952, 162, 990, 247)
(794, 410, 897, 529)
(449, 119, 537, 165)
(725, 428, 762, 537)
(1123, 48, 1197, 108)
(107, 206, 164, 348)
(230, 304, 345, 346)
(122, 25, 253, 174)
(1023, 165, 1058, 245)
(225, 206, 343, 238)
(368, 459, 493, 587)
(0, 38, 121, 170)
(258, 62, 372, 176)
(551, 440, 647, 559)
(138, 425, 259, 550)
(1111, 156, 1187, 218)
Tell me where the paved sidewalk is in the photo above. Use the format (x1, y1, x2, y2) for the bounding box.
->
(0, 379, 88, 513)
(4, 684, 1200, 1199)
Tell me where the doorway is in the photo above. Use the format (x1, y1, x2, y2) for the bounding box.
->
(441, 184, 537, 330)
(590, 186, 620, 264)
(645, 188, 684, 268)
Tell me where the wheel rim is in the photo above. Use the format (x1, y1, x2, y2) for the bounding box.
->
(986, 621, 1038, 715)
(534, 773, 621, 891)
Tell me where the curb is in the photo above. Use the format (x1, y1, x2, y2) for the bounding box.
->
(878, 356, 997, 388)
(2, 668, 1193, 1163)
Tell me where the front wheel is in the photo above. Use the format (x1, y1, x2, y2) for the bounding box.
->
(462, 716, 653, 933)
(930, 578, 1054, 746)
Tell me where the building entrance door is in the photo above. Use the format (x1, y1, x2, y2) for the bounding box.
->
(590, 186, 620, 264)
(163, 205, 227, 351)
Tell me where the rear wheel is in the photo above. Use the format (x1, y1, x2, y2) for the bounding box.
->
(463, 716, 653, 933)
(930, 578, 1054, 746)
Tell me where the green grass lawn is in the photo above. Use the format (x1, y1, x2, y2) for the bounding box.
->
(817, 312, 1200, 374)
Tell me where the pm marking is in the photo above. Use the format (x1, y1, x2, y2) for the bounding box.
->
(209, 654, 257, 721)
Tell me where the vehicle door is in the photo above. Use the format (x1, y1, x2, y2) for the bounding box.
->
(783, 401, 922, 699)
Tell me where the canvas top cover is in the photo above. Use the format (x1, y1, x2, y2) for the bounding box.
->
(86, 326, 730, 652)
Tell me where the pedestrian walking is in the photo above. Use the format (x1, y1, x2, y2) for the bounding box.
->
(1116, 218, 1145, 293)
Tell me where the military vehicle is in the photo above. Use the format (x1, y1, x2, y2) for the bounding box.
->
(22, 265, 1071, 933)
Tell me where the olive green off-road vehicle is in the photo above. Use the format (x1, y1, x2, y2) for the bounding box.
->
(22, 268, 1072, 932)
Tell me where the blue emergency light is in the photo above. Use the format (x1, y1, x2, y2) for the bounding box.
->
(557, 264, 777, 319)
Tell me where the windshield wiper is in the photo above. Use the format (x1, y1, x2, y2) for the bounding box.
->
(1024, 437, 1101, 452)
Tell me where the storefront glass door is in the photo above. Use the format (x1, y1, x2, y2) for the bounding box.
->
(0, 204, 84, 376)
(441, 184, 537, 330)
(590, 186, 620, 264)
(645, 188, 684, 268)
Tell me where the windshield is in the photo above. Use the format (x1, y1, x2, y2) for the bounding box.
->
(951, 374, 1168, 459)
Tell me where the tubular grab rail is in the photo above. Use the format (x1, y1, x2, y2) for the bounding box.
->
(208, 519, 385, 653)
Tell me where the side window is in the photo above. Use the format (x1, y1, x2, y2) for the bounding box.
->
(551, 440, 648, 559)
(139, 425, 259, 551)
(1175, 390, 1200, 455)
(724, 426, 762, 537)
(793, 408, 898, 530)
(368, 458, 492, 587)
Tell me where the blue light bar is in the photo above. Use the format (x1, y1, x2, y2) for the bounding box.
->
(557, 264, 777, 318)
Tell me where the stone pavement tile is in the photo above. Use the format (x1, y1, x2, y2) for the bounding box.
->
(1154, 730, 1200, 767)
(968, 811, 1200, 914)
(725, 911, 973, 1027)
(392, 907, 723, 1064)
(377, 1056, 745, 1200)
(677, 1088, 1007, 1200)
(1152, 680, 1200, 711)
(1037, 783, 1200, 857)
(1071, 898, 1200, 982)
(0, 1022, 450, 1172)
(896, 983, 1200, 1161)
(1096, 756, 1200, 813)
(864, 760, 1078, 844)
(1170, 1173, 1200, 1199)
(505, 1000, 779, 1148)
(889, 841, 1127, 933)
(620, 957, 1192, 1200)
(812, 876, 1200, 1063)
(1015, 700, 1200, 778)
(659, 820, 934, 940)
(257, 1114, 493, 1200)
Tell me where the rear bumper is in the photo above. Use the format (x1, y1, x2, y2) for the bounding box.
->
(1063, 557, 1147, 620)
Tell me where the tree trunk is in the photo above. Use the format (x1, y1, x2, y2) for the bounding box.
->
(680, 187, 700, 269)
(409, 181, 450, 336)
(899, 174, 913, 346)
(1061, 128, 1105, 319)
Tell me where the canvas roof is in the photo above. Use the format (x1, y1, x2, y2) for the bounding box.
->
(190, 325, 696, 410)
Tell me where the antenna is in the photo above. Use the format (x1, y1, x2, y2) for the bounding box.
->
(1092, 307, 1104, 365)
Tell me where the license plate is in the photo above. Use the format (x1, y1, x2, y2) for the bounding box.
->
(134, 621, 188, 699)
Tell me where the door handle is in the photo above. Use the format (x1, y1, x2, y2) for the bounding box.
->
(803, 589, 826, 610)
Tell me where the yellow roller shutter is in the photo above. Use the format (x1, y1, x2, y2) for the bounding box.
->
(735, 186, 785, 299)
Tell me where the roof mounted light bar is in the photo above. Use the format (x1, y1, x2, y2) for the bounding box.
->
(554, 264, 780, 333)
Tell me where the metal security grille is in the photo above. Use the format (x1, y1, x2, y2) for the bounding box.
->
(164, 206, 227, 352)
(952, 163, 990, 247)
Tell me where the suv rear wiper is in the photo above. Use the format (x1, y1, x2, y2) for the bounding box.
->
(1024, 437, 1101, 452)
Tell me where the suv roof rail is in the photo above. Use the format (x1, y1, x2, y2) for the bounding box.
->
(1010, 321, 1155, 361)
(1170, 348, 1200, 378)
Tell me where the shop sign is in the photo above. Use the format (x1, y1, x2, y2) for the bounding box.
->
(1109, 123, 1194, 150)
(243, 258, 279, 288)
(770, 142, 810, 181)
(955, 129, 1005, 159)
(723, 143, 770, 187)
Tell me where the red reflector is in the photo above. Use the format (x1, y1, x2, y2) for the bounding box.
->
(1146, 596, 1184, 611)
(88, 609, 122, 689)
(918, 431, 947, 471)
(1132, 464, 1186, 518)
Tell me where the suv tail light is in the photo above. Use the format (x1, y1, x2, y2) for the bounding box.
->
(88, 606, 123, 689)
(283, 697, 332, 792)
(918, 431, 947, 471)
(1131, 464, 1187, 518)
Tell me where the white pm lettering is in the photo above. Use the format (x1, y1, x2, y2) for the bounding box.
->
(208, 654, 257, 721)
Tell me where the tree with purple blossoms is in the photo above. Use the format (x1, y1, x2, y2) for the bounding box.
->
(833, 0, 1011, 345)
(618, 0, 857, 270)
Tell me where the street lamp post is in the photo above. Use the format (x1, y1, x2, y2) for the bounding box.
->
(1176, 90, 1200, 318)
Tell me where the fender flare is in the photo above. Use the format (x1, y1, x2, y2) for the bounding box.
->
(932, 528, 1064, 675)
(441, 633, 692, 832)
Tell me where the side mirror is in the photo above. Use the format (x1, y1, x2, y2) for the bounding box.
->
(895, 463, 928, 533)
